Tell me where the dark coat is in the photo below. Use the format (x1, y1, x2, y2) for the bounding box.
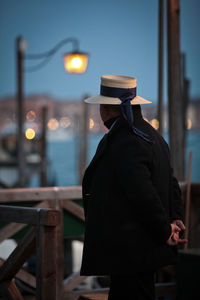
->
(80, 108, 183, 276)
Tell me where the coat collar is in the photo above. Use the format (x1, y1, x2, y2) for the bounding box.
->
(84, 108, 144, 176)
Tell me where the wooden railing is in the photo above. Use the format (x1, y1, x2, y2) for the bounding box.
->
(0, 183, 199, 299)
(0, 205, 60, 300)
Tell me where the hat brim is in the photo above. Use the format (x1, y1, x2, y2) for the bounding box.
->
(84, 95, 151, 105)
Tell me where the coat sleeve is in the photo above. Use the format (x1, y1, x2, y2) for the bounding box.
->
(111, 137, 171, 244)
(170, 172, 184, 222)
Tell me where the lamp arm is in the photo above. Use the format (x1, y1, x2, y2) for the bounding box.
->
(25, 37, 79, 60)
(25, 55, 54, 72)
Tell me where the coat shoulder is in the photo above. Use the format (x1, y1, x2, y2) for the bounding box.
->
(108, 123, 153, 163)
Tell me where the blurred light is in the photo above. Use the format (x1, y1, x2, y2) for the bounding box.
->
(48, 118, 59, 131)
(91, 123, 100, 133)
(150, 119, 159, 130)
(60, 117, 71, 128)
(63, 52, 89, 74)
(89, 118, 94, 129)
(26, 110, 36, 121)
(144, 117, 149, 123)
(187, 118, 192, 130)
(25, 128, 35, 140)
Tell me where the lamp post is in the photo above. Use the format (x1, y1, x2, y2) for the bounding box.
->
(16, 35, 89, 187)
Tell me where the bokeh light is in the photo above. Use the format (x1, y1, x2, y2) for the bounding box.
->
(89, 118, 94, 129)
(187, 118, 192, 130)
(48, 118, 59, 130)
(26, 110, 36, 121)
(25, 128, 36, 140)
(150, 119, 159, 130)
(60, 117, 71, 128)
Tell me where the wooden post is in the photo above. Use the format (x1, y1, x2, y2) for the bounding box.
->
(48, 195, 64, 299)
(167, 0, 185, 180)
(181, 53, 190, 171)
(157, 0, 164, 135)
(40, 106, 48, 187)
(74, 113, 81, 185)
(36, 210, 59, 300)
(78, 96, 89, 184)
(16, 36, 26, 187)
(184, 151, 192, 248)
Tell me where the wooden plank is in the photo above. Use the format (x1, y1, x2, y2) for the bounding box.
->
(36, 223, 58, 299)
(16, 268, 36, 289)
(0, 186, 82, 203)
(0, 205, 40, 224)
(0, 205, 59, 226)
(0, 280, 24, 300)
(0, 201, 49, 243)
(62, 200, 85, 222)
(0, 228, 35, 282)
(155, 282, 176, 297)
(0, 222, 26, 243)
(1, 184, 199, 204)
(63, 271, 87, 292)
(0, 259, 36, 289)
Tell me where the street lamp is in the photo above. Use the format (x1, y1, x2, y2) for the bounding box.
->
(64, 52, 89, 74)
(16, 35, 89, 186)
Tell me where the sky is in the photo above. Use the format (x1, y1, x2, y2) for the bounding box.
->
(0, 0, 200, 104)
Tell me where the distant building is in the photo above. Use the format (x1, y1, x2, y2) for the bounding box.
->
(0, 95, 199, 134)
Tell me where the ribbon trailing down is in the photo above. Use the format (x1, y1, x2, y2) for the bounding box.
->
(100, 85, 153, 143)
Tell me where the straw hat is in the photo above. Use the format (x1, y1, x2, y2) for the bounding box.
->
(84, 75, 151, 105)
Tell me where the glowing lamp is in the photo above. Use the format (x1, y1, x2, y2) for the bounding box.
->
(63, 52, 89, 74)
(25, 128, 36, 140)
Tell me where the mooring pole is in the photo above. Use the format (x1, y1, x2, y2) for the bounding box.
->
(78, 96, 89, 184)
(158, 0, 164, 135)
(40, 106, 48, 187)
(16, 36, 26, 187)
(167, 0, 185, 180)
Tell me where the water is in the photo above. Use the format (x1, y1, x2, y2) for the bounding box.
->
(29, 130, 200, 187)
(185, 130, 200, 181)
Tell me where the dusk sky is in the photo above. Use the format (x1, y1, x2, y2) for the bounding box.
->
(1, 0, 200, 104)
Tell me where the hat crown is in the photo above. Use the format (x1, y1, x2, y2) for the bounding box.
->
(101, 75, 137, 89)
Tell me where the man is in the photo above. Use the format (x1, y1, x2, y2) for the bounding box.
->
(80, 75, 186, 299)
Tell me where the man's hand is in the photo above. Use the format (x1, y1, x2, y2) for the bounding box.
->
(167, 222, 188, 246)
(172, 219, 185, 231)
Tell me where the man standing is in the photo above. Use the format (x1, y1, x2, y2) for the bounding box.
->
(80, 75, 186, 299)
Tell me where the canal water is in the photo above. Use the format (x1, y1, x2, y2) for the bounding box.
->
(29, 130, 200, 187)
